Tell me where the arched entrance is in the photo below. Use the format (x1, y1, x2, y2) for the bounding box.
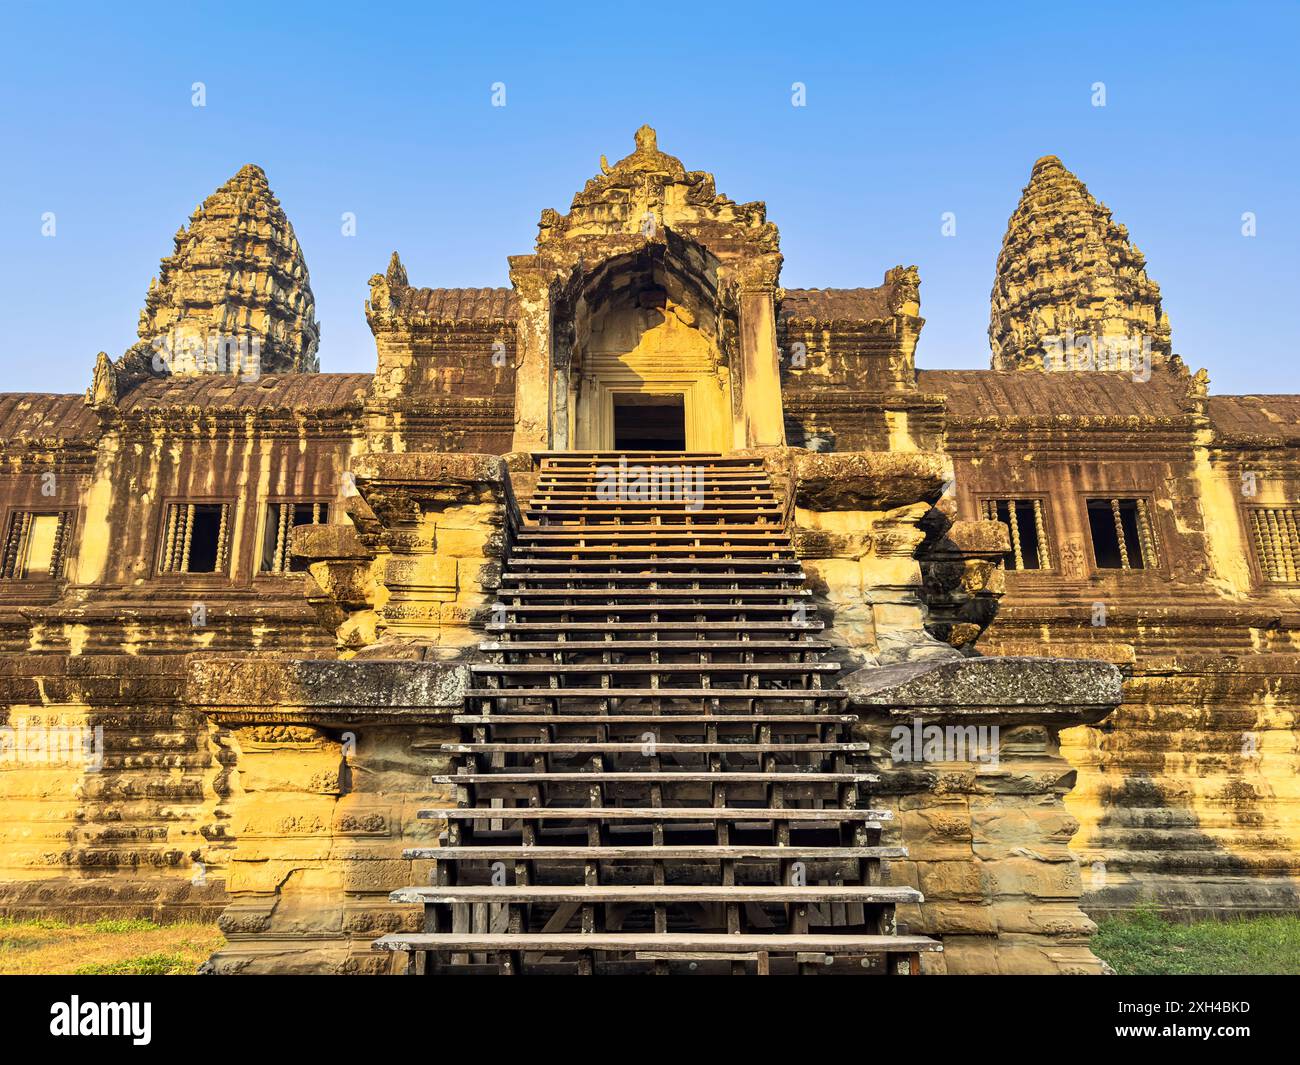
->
(563, 242, 735, 453)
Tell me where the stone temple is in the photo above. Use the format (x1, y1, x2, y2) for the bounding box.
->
(0, 128, 1295, 975)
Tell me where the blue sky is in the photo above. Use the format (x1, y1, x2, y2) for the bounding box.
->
(1, 0, 1296, 395)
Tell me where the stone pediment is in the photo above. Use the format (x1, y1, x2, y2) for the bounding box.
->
(534, 125, 779, 260)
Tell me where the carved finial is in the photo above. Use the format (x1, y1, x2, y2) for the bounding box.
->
(86, 351, 118, 409)
(385, 251, 409, 289)
(635, 124, 657, 152)
(599, 154, 611, 175)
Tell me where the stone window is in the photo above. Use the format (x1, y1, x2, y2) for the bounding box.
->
(0, 510, 73, 579)
(261, 502, 329, 574)
(980, 498, 1052, 570)
(1086, 498, 1158, 570)
(159, 502, 232, 575)
(1246, 506, 1300, 583)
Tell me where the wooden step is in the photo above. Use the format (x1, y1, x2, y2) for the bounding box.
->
(470, 662, 836, 675)
(496, 587, 810, 600)
(485, 622, 824, 633)
(450, 713, 854, 725)
(433, 770, 874, 784)
(374, 932, 941, 955)
(461, 689, 843, 702)
(516, 546, 797, 557)
(444, 741, 863, 756)
(406, 844, 906, 861)
(492, 606, 814, 618)
(501, 571, 805, 584)
(422, 806, 889, 822)
(516, 528, 788, 539)
(503, 559, 805, 571)
(477, 640, 831, 652)
(391, 884, 922, 905)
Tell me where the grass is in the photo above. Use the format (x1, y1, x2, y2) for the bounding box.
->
(1093, 906, 1300, 975)
(0, 917, 224, 975)
(3, 908, 1295, 976)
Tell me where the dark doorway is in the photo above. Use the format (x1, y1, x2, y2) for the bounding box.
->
(613, 394, 686, 450)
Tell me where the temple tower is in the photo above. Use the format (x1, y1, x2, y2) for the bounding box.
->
(127, 163, 320, 378)
(989, 155, 1171, 375)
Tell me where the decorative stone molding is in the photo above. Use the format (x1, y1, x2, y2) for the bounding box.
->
(295, 453, 518, 653)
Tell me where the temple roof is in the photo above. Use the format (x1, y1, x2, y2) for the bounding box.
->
(116, 372, 372, 413)
(1207, 395, 1300, 445)
(779, 287, 894, 323)
(0, 393, 98, 444)
(392, 287, 518, 322)
(920, 369, 1192, 420)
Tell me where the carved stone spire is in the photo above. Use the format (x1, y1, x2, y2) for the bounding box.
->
(989, 155, 1171, 373)
(128, 163, 320, 377)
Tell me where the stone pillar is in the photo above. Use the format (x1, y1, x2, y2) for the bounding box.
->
(737, 282, 786, 449)
(348, 452, 514, 647)
(509, 262, 553, 452)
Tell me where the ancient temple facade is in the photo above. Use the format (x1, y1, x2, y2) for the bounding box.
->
(0, 128, 1294, 974)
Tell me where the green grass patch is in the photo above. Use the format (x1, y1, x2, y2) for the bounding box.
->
(74, 952, 198, 976)
(89, 918, 158, 935)
(1094, 906, 1300, 975)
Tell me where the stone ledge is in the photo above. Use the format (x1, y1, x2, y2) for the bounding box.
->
(843, 655, 1121, 725)
(185, 658, 468, 724)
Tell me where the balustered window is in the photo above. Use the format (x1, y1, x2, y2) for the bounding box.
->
(159, 502, 232, 574)
(980, 498, 1052, 570)
(1086, 498, 1158, 570)
(260, 502, 329, 574)
(1247, 507, 1300, 583)
(0, 510, 73, 579)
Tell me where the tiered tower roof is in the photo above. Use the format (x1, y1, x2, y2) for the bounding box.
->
(989, 156, 1171, 373)
(126, 164, 320, 378)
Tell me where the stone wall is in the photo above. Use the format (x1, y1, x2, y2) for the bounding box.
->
(187, 658, 465, 974)
(846, 657, 1120, 975)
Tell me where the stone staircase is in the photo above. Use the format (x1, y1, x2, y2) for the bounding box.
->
(374, 452, 941, 974)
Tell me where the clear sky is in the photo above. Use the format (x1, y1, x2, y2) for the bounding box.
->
(1, 0, 1296, 396)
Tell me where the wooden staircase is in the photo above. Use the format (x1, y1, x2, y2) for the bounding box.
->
(374, 452, 941, 975)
